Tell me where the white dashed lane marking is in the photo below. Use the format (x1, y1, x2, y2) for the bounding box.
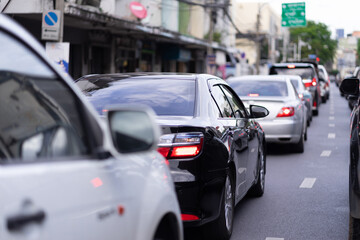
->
(329, 116, 335, 120)
(265, 238, 284, 240)
(328, 133, 336, 139)
(321, 150, 332, 157)
(300, 178, 317, 188)
(329, 123, 335, 127)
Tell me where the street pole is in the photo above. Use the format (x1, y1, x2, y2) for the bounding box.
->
(255, 9, 260, 74)
(55, 0, 64, 42)
(207, 6, 214, 74)
(298, 36, 301, 60)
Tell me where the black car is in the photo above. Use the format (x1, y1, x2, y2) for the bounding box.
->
(339, 77, 360, 239)
(269, 62, 322, 116)
(347, 66, 360, 110)
(76, 73, 269, 240)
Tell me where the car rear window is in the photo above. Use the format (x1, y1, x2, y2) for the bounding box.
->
(229, 80, 288, 97)
(78, 78, 196, 116)
(270, 67, 315, 79)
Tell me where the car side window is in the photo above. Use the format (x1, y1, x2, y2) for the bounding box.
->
(219, 85, 247, 118)
(211, 85, 234, 118)
(0, 30, 90, 162)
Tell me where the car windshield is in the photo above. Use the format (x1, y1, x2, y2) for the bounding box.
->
(77, 78, 196, 116)
(229, 80, 288, 97)
(270, 67, 315, 79)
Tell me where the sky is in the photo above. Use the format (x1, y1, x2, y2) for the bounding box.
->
(237, 0, 360, 38)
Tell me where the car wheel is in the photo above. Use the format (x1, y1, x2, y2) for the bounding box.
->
(202, 173, 234, 240)
(294, 130, 305, 153)
(322, 96, 326, 103)
(248, 143, 266, 197)
(313, 108, 319, 116)
(349, 214, 360, 240)
(304, 125, 308, 141)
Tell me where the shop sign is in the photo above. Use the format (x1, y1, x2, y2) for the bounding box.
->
(45, 42, 70, 73)
(130, 2, 147, 19)
(207, 54, 216, 66)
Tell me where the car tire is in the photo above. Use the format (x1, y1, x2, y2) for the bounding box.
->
(202, 173, 234, 240)
(294, 130, 305, 153)
(248, 143, 266, 197)
(322, 96, 326, 103)
(313, 108, 319, 116)
(349, 215, 360, 240)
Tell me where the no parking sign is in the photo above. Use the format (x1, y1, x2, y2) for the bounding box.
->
(42, 10, 61, 41)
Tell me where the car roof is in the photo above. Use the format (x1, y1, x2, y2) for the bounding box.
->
(76, 73, 216, 82)
(228, 75, 289, 82)
(270, 63, 315, 68)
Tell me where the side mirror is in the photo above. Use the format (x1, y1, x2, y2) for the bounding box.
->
(249, 105, 269, 118)
(106, 105, 160, 154)
(340, 77, 359, 96)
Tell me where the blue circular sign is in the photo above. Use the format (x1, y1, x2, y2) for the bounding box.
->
(44, 12, 58, 26)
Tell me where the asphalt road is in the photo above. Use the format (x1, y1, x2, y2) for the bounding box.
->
(231, 82, 351, 240)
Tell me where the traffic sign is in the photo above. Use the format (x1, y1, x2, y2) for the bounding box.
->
(42, 10, 61, 41)
(282, 2, 306, 27)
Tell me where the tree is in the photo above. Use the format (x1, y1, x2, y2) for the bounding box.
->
(290, 20, 337, 65)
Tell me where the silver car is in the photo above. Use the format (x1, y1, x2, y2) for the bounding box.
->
(288, 75, 313, 127)
(227, 75, 307, 153)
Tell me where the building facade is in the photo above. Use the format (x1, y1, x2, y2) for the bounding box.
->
(3, 0, 246, 79)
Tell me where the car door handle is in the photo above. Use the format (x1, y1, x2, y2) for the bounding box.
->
(7, 209, 46, 231)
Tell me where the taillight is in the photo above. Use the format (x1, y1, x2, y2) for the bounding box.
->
(298, 93, 304, 99)
(311, 77, 317, 86)
(303, 78, 317, 88)
(181, 214, 200, 221)
(276, 107, 295, 117)
(158, 132, 204, 159)
(287, 64, 295, 68)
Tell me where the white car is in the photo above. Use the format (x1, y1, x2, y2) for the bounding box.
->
(318, 64, 330, 102)
(0, 14, 182, 240)
(228, 75, 307, 153)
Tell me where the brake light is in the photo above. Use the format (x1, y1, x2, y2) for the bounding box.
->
(287, 64, 295, 68)
(313, 100, 317, 107)
(248, 93, 259, 97)
(158, 133, 204, 159)
(298, 93, 304, 99)
(181, 214, 200, 221)
(277, 107, 295, 117)
(157, 147, 171, 158)
(304, 82, 312, 88)
(311, 77, 317, 86)
(171, 145, 201, 158)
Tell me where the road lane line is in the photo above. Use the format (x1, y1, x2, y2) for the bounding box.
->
(328, 133, 336, 139)
(265, 238, 284, 240)
(329, 116, 335, 120)
(300, 178, 316, 188)
(329, 123, 335, 127)
(321, 150, 332, 157)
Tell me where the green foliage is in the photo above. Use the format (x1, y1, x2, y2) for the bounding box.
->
(290, 20, 337, 65)
(204, 31, 222, 43)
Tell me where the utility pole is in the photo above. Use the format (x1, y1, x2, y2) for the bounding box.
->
(55, 0, 64, 42)
(207, 0, 215, 74)
(255, 7, 260, 74)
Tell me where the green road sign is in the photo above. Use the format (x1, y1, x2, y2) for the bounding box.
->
(282, 2, 306, 27)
